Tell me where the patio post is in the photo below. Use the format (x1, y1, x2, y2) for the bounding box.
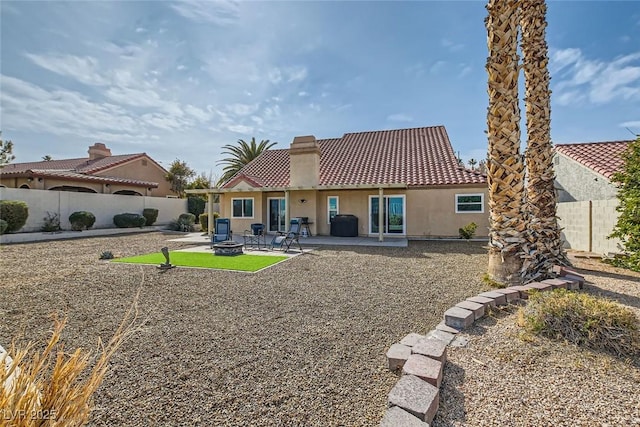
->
(378, 187, 384, 242)
(207, 192, 214, 238)
(285, 190, 290, 230)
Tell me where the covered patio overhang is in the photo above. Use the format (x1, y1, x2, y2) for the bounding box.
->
(186, 183, 408, 242)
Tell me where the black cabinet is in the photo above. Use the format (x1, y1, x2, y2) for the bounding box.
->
(330, 214, 358, 237)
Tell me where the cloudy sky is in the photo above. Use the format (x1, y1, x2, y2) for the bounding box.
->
(1, 1, 639, 176)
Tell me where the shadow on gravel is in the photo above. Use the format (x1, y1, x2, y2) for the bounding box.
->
(308, 241, 487, 259)
(578, 267, 640, 284)
(432, 362, 467, 427)
(584, 284, 640, 311)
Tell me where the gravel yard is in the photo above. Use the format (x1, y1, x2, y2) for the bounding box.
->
(434, 255, 640, 427)
(0, 232, 488, 426)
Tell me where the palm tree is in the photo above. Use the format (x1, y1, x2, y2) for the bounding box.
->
(485, 0, 526, 286)
(468, 158, 478, 170)
(217, 138, 277, 185)
(42, 155, 53, 161)
(519, 0, 569, 281)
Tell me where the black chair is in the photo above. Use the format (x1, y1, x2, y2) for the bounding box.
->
(211, 218, 232, 248)
(270, 218, 303, 253)
(243, 223, 266, 250)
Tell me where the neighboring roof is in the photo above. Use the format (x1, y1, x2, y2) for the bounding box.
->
(555, 140, 632, 180)
(223, 126, 485, 188)
(0, 152, 163, 187)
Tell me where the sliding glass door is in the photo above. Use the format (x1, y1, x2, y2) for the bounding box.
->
(369, 195, 405, 235)
(268, 198, 286, 232)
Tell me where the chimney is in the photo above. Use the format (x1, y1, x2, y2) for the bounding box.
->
(88, 143, 111, 160)
(289, 135, 320, 187)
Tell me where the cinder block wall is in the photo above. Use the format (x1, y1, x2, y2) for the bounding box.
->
(556, 200, 622, 254)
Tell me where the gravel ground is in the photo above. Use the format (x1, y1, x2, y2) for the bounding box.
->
(0, 232, 489, 426)
(434, 254, 640, 427)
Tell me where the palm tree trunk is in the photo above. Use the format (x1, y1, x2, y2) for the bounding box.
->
(485, 0, 525, 286)
(520, 0, 570, 282)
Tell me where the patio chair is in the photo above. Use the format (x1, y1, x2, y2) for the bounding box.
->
(270, 217, 303, 253)
(243, 223, 266, 250)
(211, 218, 232, 248)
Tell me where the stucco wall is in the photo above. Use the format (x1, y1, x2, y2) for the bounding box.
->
(556, 199, 622, 254)
(554, 153, 617, 202)
(96, 157, 175, 197)
(0, 187, 187, 232)
(219, 185, 489, 238)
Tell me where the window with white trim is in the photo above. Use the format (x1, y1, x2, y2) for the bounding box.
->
(327, 196, 339, 224)
(232, 198, 254, 218)
(455, 193, 484, 213)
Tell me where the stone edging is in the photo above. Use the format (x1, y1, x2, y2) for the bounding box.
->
(381, 266, 585, 426)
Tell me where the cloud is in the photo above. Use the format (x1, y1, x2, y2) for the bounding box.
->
(430, 60, 446, 74)
(170, 0, 240, 25)
(298, 91, 308, 97)
(387, 113, 413, 123)
(620, 120, 640, 128)
(286, 66, 307, 82)
(227, 124, 253, 134)
(23, 53, 109, 86)
(458, 65, 472, 78)
(551, 48, 640, 105)
(441, 38, 464, 52)
(405, 63, 425, 78)
(226, 103, 259, 116)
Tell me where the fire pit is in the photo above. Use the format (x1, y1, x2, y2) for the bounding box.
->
(212, 241, 244, 256)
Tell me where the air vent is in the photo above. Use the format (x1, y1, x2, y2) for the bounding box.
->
(142, 159, 148, 166)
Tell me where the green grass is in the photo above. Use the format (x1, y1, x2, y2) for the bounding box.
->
(113, 251, 289, 272)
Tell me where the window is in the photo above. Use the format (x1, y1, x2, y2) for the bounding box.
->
(327, 196, 339, 224)
(455, 193, 484, 213)
(232, 198, 254, 218)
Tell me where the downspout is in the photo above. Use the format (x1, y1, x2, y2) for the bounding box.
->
(588, 200, 593, 253)
(378, 187, 384, 242)
(207, 193, 214, 238)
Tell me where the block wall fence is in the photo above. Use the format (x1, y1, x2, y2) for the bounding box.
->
(0, 187, 188, 232)
(556, 199, 622, 255)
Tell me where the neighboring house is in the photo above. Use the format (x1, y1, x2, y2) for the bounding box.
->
(0, 143, 175, 197)
(194, 126, 488, 239)
(554, 140, 631, 202)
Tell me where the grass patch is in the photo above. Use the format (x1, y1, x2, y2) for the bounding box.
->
(482, 272, 506, 289)
(518, 289, 640, 357)
(113, 251, 289, 272)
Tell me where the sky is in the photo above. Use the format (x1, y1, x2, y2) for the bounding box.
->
(1, 1, 639, 178)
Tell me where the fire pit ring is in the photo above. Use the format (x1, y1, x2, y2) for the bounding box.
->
(213, 241, 244, 256)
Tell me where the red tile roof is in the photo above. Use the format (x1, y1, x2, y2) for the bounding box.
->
(223, 126, 485, 188)
(555, 140, 632, 180)
(0, 152, 163, 187)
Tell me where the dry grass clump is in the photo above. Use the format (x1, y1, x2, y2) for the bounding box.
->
(518, 289, 640, 357)
(1, 296, 140, 426)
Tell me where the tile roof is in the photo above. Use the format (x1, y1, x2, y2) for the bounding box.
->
(223, 126, 485, 188)
(555, 140, 632, 180)
(0, 152, 161, 187)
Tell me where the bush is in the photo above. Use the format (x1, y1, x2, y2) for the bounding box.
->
(518, 289, 640, 357)
(99, 250, 114, 260)
(199, 212, 220, 232)
(187, 197, 205, 221)
(41, 211, 62, 232)
(69, 211, 96, 231)
(459, 222, 478, 240)
(168, 213, 196, 232)
(142, 208, 159, 226)
(0, 200, 29, 233)
(113, 213, 146, 228)
(0, 219, 7, 235)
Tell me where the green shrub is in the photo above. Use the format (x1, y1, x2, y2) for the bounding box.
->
(0, 219, 7, 235)
(198, 212, 220, 232)
(459, 222, 478, 240)
(113, 213, 146, 228)
(168, 213, 196, 232)
(69, 211, 96, 231)
(99, 250, 115, 260)
(142, 208, 159, 226)
(41, 211, 62, 232)
(0, 200, 29, 233)
(518, 289, 640, 357)
(187, 197, 205, 221)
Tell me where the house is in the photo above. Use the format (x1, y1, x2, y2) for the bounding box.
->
(554, 140, 631, 202)
(192, 126, 488, 240)
(0, 143, 175, 197)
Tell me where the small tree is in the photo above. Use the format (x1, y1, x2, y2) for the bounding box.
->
(468, 158, 478, 170)
(0, 132, 15, 167)
(609, 135, 640, 271)
(165, 159, 195, 198)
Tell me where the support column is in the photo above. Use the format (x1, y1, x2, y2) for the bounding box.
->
(378, 187, 384, 242)
(284, 190, 290, 230)
(207, 193, 214, 238)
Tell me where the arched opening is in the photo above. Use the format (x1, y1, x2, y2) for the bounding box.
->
(113, 190, 143, 196)
(48, 186, 97, 193)
(19, 184, 30, 189)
